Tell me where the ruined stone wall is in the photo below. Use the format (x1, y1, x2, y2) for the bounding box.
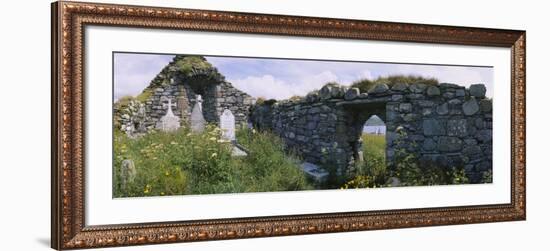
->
(215, 82, 256, 127)
(116, 55, 255, 132)
(142, 79, 254, 128)
(250, 82, 493, 183)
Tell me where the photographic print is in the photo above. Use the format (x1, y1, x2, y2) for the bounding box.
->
(52, 2, 526, 249)
(113, 53, 493, 198)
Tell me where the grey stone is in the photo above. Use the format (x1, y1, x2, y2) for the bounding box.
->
(423, 138, 436, 151)
(409, 83, 427, 93)
(190, 96, 206, 133)
(344, 88, 360, 100)
(447, 119, 468, 137)
(426, 86, 441, 96)
(469, 84, 487, 98)
(300, 162, 329, 183)
(448, 99, 462, 105)
(440, 83, 460, 88)
(231, 144, 248, 157)
(331, 86, 345, 98)
(319, 85, 333, 100)
(464, 138, 478, 145)
(480, 99, 492, 112)
(417, 100, 434, 107)
(475, 118, 484, 129)
(407, 94, 424, 99)
(370, 83, 390, 94)
(391, 83, 408, 91)
(423, 119, 445, 136)
(443, 92, 455, 99)
(399, 103, 412, 113)
(391, 94, 404, 101)
(436, 103, 449, 115)
(437, 137, 463, 152)
(462, 98, 480, 115)
(402, 113, 418, 122)
(422, 108, 433, 116)
(455, 89, 466, 97)
(475, 129, 492, 143)
(463, 145, 482, 156)
(120, 159, 136, 191)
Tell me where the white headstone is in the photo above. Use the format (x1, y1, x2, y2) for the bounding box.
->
(220, 109, 236, 142)
(156, 98, 180, 132)
(190, 95, 206, 133)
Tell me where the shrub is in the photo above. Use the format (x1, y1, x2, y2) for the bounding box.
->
(390, 129, 469, 186)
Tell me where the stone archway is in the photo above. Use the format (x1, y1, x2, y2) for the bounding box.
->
(337, 101, 387, 175)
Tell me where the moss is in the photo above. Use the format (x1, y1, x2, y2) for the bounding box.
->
(174, 56, 214, 77)
(114, 95, 136, 112)
(351, 75, 439, 93)
(136, 89, 152, 103)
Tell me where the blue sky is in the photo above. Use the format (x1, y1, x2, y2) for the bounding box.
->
(114, 53, 493, 100)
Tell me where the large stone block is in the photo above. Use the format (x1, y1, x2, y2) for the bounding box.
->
(369, 83, 390, 94)
(447, 119, 468, 137)
(462, 98, 480, 115)
(423, 119, 446, 136)
(437, 137, 463, 152)
(344, 88, 360, 100)
(469, 84, 487, 98)
(426, 86, 441, 96)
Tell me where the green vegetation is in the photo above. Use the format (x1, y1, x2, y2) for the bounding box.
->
(351, 75, 439, 93)
(342, 134, 387, 189)
(174, 56, 214, 76)
(342, 130, 469, 189)
(113, 125, 313, 197)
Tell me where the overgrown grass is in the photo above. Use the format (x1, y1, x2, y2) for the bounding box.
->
(342, 134, 387, 189)
(351, 75, 439, 93)
(113, 125, 313, 198)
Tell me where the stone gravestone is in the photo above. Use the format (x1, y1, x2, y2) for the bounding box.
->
(156, 98, 180, 132)
(219, 109, 248, 156)
(136, 103, 147, 133)
(220, 109, 236, 142)
(120, 159, 136, 192)
(190, 95, 206, 133)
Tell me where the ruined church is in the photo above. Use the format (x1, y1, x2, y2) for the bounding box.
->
(116, 55, 255, 133)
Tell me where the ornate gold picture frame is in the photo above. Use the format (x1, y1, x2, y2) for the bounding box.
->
(51, 1, 526, 249)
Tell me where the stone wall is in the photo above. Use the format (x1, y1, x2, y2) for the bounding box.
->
(116, 56, 255, 134)
(250, 82, 492, 183)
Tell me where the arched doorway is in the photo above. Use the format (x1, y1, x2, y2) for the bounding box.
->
(339, 102, 387, 178)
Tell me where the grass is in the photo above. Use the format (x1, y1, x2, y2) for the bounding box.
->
(351, 75, 439, 93)
(113, 125, 313, 198)
(342, 134, 387, 189)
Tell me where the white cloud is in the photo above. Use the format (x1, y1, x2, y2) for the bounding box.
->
(229, 71, 340, 100)
(114, 53, 173, 100)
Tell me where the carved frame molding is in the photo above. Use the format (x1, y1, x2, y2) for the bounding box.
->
(51, 1, 526, 249)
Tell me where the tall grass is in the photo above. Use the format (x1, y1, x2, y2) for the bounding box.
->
(342, 134, 387, 189)
(113, 126, 313, 198)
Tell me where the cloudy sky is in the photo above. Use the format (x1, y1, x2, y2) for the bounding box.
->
(114, 53, 493, 101)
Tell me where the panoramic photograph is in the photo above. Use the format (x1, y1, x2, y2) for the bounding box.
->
(113, 52, 493, 198)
